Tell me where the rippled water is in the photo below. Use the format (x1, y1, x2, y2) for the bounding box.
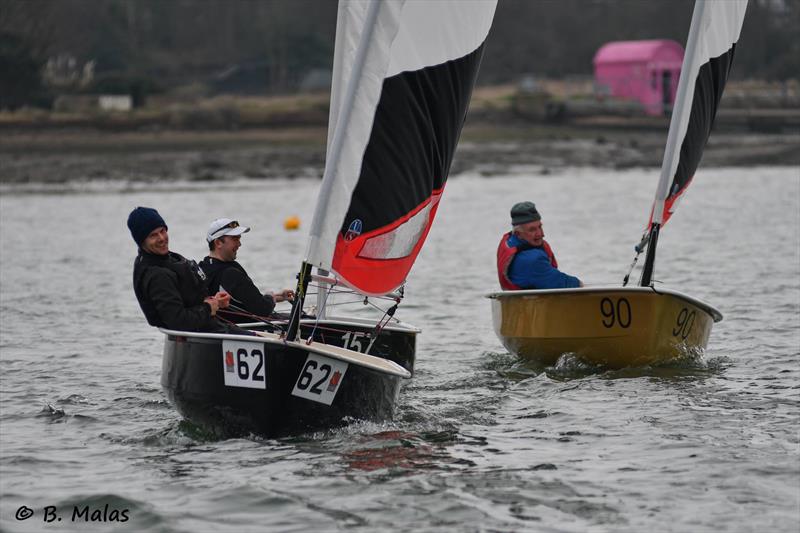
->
(1, 165, 798, 532)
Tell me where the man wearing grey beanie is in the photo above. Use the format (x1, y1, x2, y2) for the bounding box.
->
(496, 201, 582, 290)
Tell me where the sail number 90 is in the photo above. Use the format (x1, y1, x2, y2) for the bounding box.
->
(600, 297, 631, 328)
(673, 308, 696, 339)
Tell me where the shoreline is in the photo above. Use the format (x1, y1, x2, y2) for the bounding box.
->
(1, 121, 798, 185)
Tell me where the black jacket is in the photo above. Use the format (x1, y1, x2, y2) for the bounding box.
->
(199, 256, 276, 318)
(133, 250, 223, 331)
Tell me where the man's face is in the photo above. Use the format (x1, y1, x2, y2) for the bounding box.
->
(215, 235, 241, 261)
(142, 226, 169, 255)
(516, 220, 544, 247)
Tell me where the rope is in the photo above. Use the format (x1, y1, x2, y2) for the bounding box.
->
(361, 287, 403, 354)
(222, 305, 286, 333)
(622, 251, 641, 287)
(361, 303, 398, 354)
(622, 232, 648, 286)
(306, 278, 337, 345)
(225, 276, 407, 349)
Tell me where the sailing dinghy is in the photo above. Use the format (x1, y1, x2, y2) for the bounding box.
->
(161, 0, 497, 436)
(488, 0, 746, 368)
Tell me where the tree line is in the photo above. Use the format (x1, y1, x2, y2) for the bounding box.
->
(1, 0, 797, 109)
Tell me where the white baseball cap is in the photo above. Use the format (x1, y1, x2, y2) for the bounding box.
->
(206, 218, 251, 242)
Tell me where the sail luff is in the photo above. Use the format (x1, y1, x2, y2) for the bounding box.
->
(324, 2, 351, 163)
(325, 2, 369, 164)
(639, 0, 747, 286)
(306, 0, 393, 271)
(314, 1, 381, 319)
(647, 0, 747, 228)
(650, 0, 707, 226)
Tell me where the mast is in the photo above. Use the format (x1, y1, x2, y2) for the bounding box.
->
(288, 0, 497, 331)
(286, 1, 383, 340)
(640, 0, 707, 287)
(639, 224, 660, 287)
(305, 0, 384, 270)
(286, 261, 312, 341)
(315, 268, 329, 320)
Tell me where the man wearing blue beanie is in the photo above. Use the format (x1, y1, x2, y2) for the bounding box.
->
(128, 206, 232, 332)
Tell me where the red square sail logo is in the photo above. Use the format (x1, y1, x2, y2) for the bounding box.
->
(225, 350, 234, 372)
(327, 370, 342, 392)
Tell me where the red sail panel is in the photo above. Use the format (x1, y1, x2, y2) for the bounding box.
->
(332, 188, 443, 296)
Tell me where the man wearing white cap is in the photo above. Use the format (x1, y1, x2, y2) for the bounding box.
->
(199, 218, 294, 320)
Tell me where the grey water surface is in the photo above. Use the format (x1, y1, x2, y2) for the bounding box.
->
(1, 166, 798, 532)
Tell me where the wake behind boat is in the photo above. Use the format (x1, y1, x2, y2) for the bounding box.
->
(159, 0, 498, 436)
(489, 0, 746, 369)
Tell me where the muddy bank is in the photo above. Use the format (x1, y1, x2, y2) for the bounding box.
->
(0, 123, 797, 185)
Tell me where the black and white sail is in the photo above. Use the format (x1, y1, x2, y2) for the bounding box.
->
(639, 0, 747, 286)
(648, 0, 748, 229)
(306, 0, 497, 296)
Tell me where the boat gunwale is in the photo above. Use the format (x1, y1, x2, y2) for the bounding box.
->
(486, 285, 723, 322)
(158, 328, 411, 378)
(314, 315, 421, 333)
(235, 316, 422, 334)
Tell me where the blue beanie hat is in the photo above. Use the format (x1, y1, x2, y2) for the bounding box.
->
(127, 207, 167, 246)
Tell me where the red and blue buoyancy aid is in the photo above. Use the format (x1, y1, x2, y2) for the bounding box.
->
(496, 232, 558, 290)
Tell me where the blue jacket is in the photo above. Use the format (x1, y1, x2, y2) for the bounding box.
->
(506, 234, 581, 289)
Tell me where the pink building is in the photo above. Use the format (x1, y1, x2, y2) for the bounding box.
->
(593, 39, 684, 116)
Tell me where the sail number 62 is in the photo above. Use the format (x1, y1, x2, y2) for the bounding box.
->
(600, 297, 631, 328)
(296, 360, 331, 395)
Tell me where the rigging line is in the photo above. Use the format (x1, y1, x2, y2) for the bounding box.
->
(215, 314, 245, 332)
(224, 304, 286, 333)
(322, 298, 393, 309)
(216, 314, 272, 338)
(286, 261, 312, 340)
(363, 298, 399, 319)
(363, 288, 403, 353)
(307, 280, 400, 299)
(623, 231, 648, 286)
(268, 320, 373, 337)
(622, 250, 642, 287)
(315, 299, 362, 307)
(307, 286, 399, 304)
(363, 302, 399, 354)
(305, 276, 337, 345)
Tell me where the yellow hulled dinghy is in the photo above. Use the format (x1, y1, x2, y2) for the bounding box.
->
(488, 287, 722, 368)
(488, 0, 746, 368)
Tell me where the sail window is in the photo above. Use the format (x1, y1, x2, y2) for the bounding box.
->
(358, 202, 433, 260)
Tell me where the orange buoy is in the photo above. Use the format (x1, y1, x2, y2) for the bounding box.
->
(283, 215, 301, 230)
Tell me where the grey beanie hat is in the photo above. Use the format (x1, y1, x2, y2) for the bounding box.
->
(510, 201, 541, 225)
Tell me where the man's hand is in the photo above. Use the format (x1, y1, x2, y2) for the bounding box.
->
(204, 297, 220, 316)
(273, 289, 295, 303)
(215, 291, 231, 309)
